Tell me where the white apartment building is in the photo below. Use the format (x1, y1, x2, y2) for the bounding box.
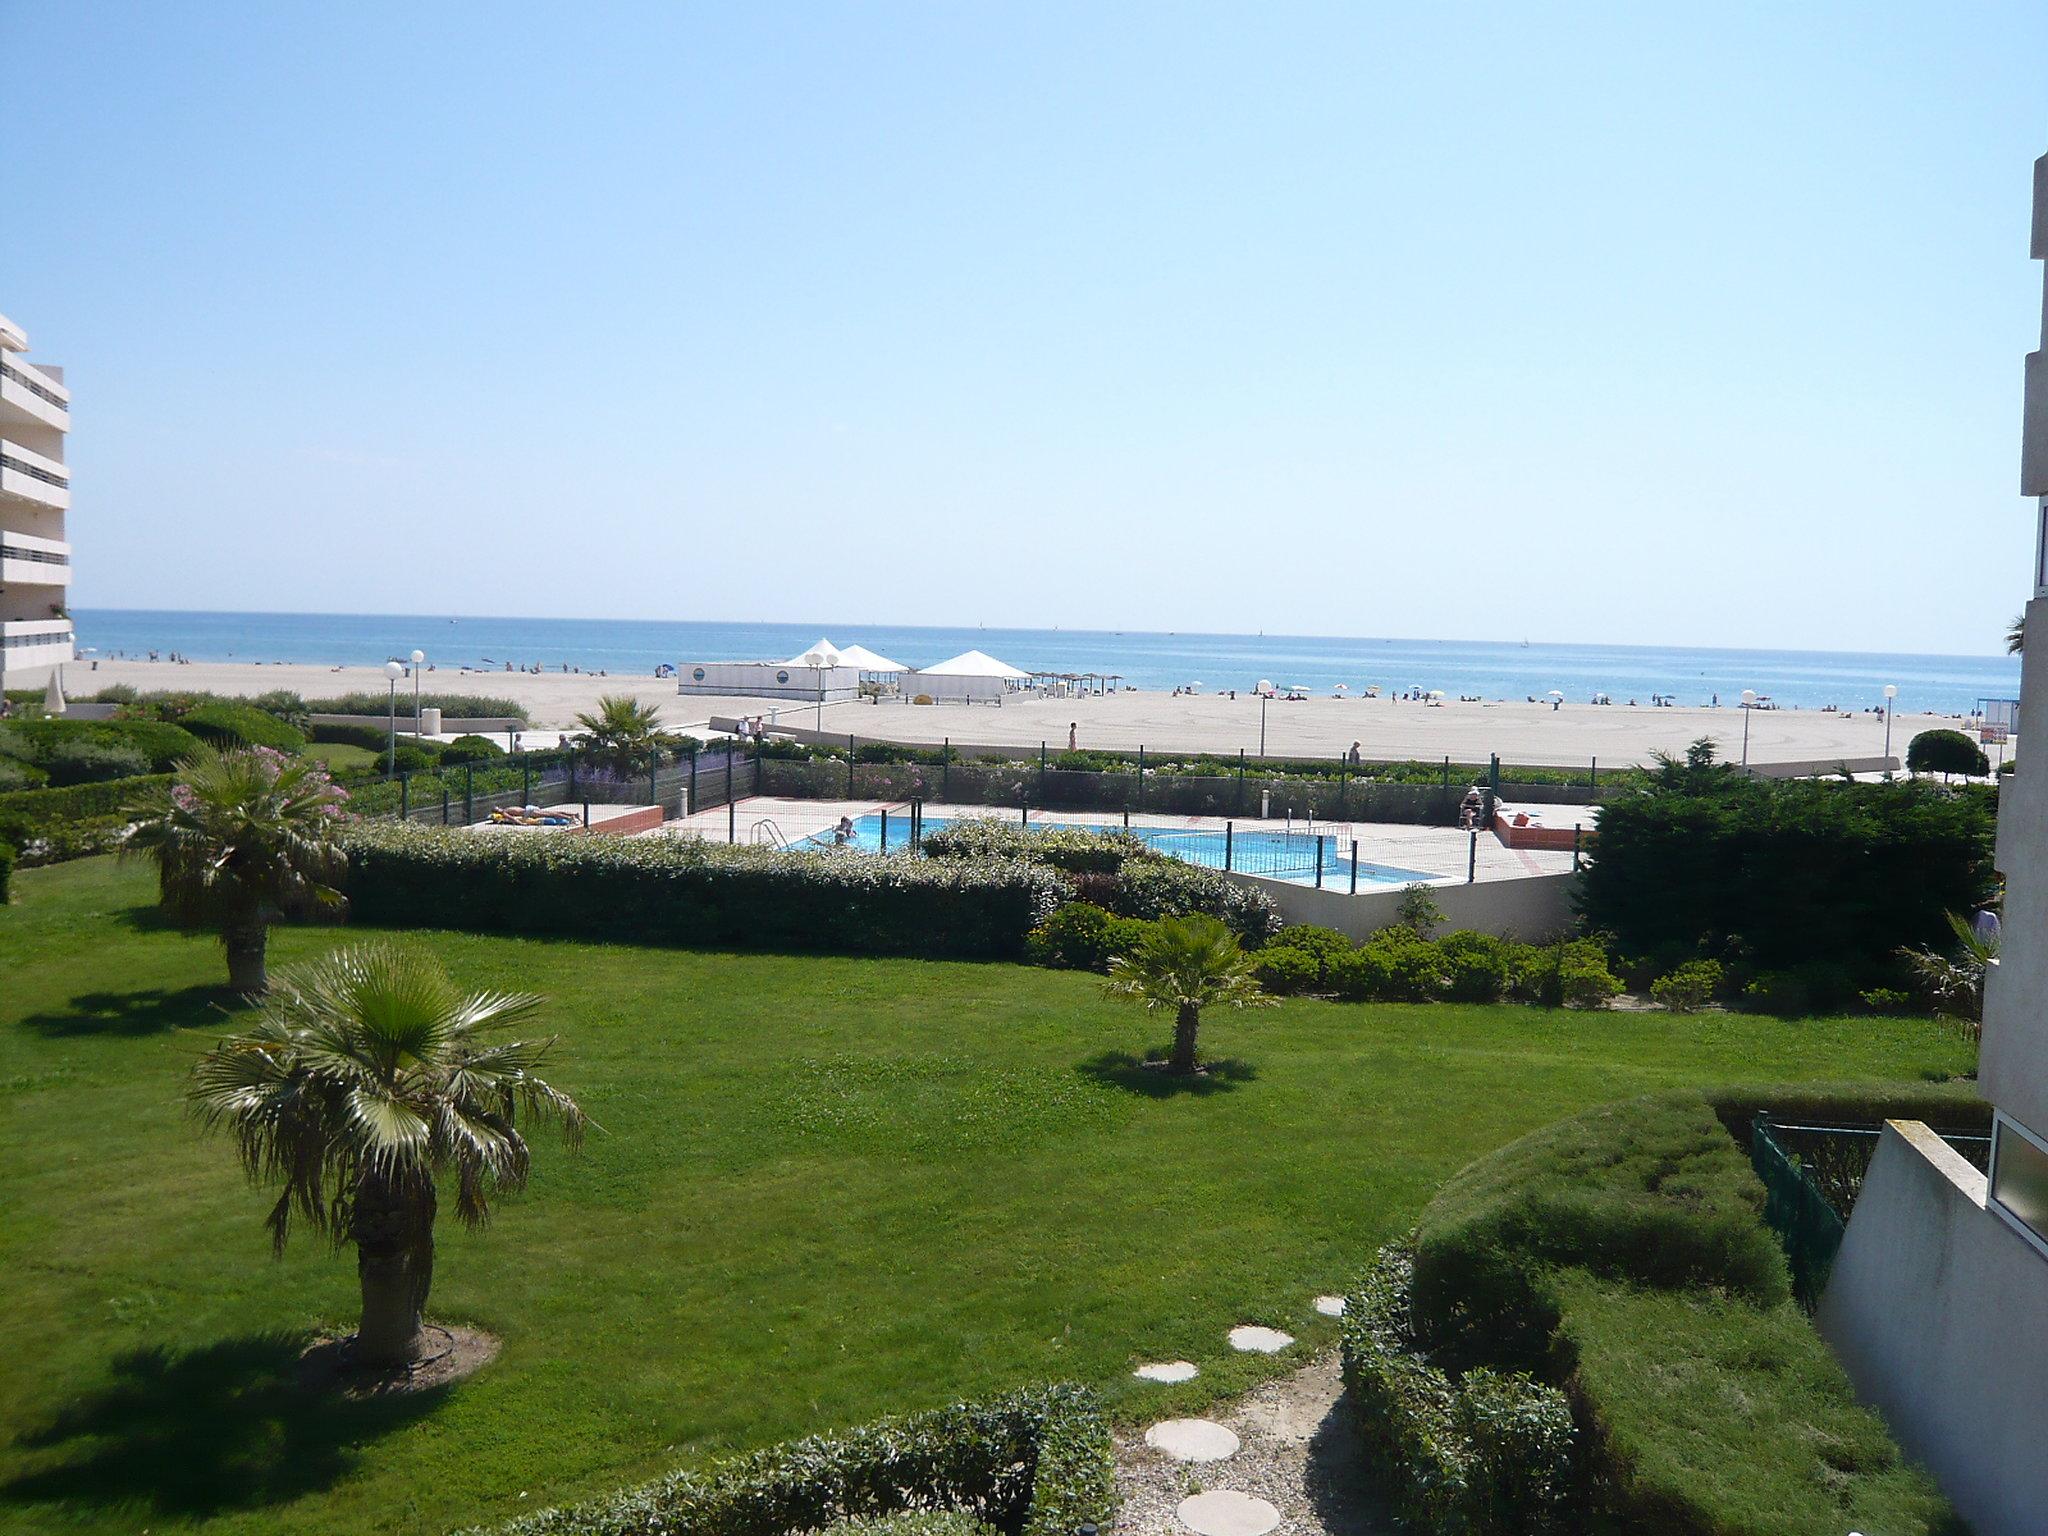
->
(0, 309, 74, 693)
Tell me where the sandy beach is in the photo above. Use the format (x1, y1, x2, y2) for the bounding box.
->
(76, 658, 1967, 769)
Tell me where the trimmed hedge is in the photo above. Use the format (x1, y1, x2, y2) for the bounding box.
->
(181, 702, 308, 752)
(0, 839, 13, 902)
(0, 717, 203, 772)
(920, 818, 1147, 874)
(1024, 902, 1155, 971)
(339, 823, 1069, 959)
(459, 1382, 1113, 1536)
(304, 691, 529, 721)
(0, 774, 171, 864)
(1341, 1245, 1575, 1534)
(1400, 1093, 1962, 1534)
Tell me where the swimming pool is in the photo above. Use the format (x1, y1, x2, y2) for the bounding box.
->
(806, 813, 1438, 889)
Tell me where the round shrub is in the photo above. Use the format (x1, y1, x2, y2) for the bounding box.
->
(1025, 902, 1153, 971)
(1649, 958, 1722, 1013)
(1905, 728, 1989, 780)
(438, 734, 506, 765)
(1332, 927, 1446, 1003)
(43, 739, 151, 787)
(181, 702, 307, 753)
(1252, 944, 1326, 995)
(1437, 930, 1513, 1003)
(388, 745, 440, 774)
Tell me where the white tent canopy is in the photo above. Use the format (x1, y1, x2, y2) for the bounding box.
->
(835, 643, 908, 673)
(781, 638, 848, 668)
(917, 648, 1028, 680)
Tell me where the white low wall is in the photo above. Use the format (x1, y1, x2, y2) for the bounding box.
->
(1225, 869, 1579, 941)
(1817, 1121, 2048, 1536)
(676, 663, 860, 700)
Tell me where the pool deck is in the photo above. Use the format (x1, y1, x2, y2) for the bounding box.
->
(653, 796, 1579, 888)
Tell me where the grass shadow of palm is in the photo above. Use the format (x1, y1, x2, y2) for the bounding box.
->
(20, 984, 241, 1037)
(1078, 1049, 1257, 1098)
(4, 1332, 447, 1518)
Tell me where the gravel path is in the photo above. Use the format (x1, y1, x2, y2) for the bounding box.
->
(1114, 1352, 1393, 1536)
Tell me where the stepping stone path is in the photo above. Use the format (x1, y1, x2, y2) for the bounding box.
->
(1228, 1324, 1294, 1354)
(1144, 1418, 1241, 1463)
(1175, 1490, 1281, 1536)
(1313, 1295, 1346, 1317)
(1135, 1360, 1199, 1383)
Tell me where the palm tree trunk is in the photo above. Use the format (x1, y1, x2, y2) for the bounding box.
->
(1170, 1002, 1202, 1075)
(353, 1174, 435, 1368)
(224, 921, 268, 996)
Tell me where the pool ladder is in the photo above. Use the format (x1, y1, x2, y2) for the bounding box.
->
(750, 818, 790, 849)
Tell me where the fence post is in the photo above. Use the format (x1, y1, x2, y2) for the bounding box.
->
(880, 807, 888, 852)
(1019, 802, 1028, 828)
(943, 738, 951, 799)
(728, 795, 736, 844)
(1443, 755, 1451, 789)
(400, 771, 410, 820)
(523, 756, 532, 807)
(1315, 835, 1325, 889)
(1590, 756, 1598, 791)
(1137, 746, 1145, 810)
(1039, 741, 1047, 801)
(464, 763, 474, 824)
(1350, 838, 1359, 895)
(1573, 824, 1584, 872)
(688, 749, 697, 815)
(1237, 749, 1246, 815)
(1225, 820, 1233, 872)
(847, 735, 856, 797)
(1468, 828, 1478, 883)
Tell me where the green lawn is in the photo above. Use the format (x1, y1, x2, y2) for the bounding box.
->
(299, 742, 381, 773)
(0, 858, 1974, 1536)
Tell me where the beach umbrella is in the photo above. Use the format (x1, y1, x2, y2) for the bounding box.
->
(1547, 690, 1564, 700)
(1333, 683, 1349, 694)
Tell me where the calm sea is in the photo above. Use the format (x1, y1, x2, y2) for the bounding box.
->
(72, 609, 2020, 717)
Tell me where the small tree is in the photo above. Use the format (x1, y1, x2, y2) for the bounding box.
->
(1906, 729, 1989, 782)
(189, 943, 587, 1367)
(1900, 911, 1999, 1038)
(573, 694, 668, 775)
(126, 746, 350, 993)
(2008, 613, 2026, 656)
(1104, 914, 1274, 1074)
(1395, 883, 1444, 937)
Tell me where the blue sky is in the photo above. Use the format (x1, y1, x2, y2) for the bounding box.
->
(5, 3, 2044, 653)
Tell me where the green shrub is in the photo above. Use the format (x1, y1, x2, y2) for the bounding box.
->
(1024, 903, 1152, 971)
(1332, 925, 1445, 1003)
(460, 1382, 1113, 1536)
(824, 1514, 995, 1536)
(180, 702, 307, 752)
(1103, 857, 1278, 941)
(0, 717, 202, 773)
(303, 691, 529, 722)
(1580, 774, 1994, 992)
(921, 818, 1146, 874)
(1400, 1092, 1959, 1533)
(248, 688, 311, 728)
(1648, 958, 1720, 1012)
(440, 733, 507, 764)
(340, 822, 1069, 960)
(1260, 923, 1353, 983)
(1906, 727, 1990, 779)
(388, 745, 440, 774)
(0, 774, 171, 865)
(1251, 944, 1325, 994)
(0, 757, 46, 791)
(1860, 986, 1914, 1014)
(1437, 931, 1514, 1003)
(42, 738, 152, 787)
(1513, 938, 1621, 1008)
(0, 839, 13, 901)
(309, 721, 399, 752)
(1339, 1244, 1575, 1534)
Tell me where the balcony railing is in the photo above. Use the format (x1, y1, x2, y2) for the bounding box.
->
(0, 449, 68, 490)
(0, 541, 69, 567)
(0, 360, 68, 411)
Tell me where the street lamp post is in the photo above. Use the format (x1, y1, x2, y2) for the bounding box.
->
(384, 660, 405, 775)
(1256, 678, 1272, 757)
(411, 648, 426, 733)
(1883, 684, 1898, 776)
(1740, 689, 1757, 770)
(804, 651, 826, 729)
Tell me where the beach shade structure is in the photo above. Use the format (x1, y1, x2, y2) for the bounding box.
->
(919, 649, 1029, 681)
(43, 669, 66, 715)
(781, 638, 849, 668)
(911, 648, 1028, 704)
(834, 643, 908, 674)
(1547, 689, 1564, 699)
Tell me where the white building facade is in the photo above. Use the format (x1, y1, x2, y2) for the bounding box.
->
(0, 310, 74, 693)
(1815, 151, 2048, 1536)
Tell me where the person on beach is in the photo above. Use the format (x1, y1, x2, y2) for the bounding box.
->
(1068, 722, 1078, 751)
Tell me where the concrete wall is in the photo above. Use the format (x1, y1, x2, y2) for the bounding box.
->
(1225, 868, 1579, 942)
(1983, 595, 2048, 1133)
(1818, 1121, 2048, 1536)
(309, 712, 524, 735)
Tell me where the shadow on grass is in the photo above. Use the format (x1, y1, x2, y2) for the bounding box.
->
(1078, 1050, 1258, 1098)
(4, 1333, 447, 1518)
(20, 984, 241, 1037)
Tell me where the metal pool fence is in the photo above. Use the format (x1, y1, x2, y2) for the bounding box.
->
(342, 747, 760, 827)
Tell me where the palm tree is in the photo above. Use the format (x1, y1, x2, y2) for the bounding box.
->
(2008, 614, 2026, 656)
(126, 746, 350, 994)
(1105, 914, 1274, 1075)
(189, 943, 588, 1368)
(573, 694, 668, 775)
(1900, 910, 2000, 1039)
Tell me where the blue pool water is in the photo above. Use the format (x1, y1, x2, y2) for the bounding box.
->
(814, 813, 1439, 888)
